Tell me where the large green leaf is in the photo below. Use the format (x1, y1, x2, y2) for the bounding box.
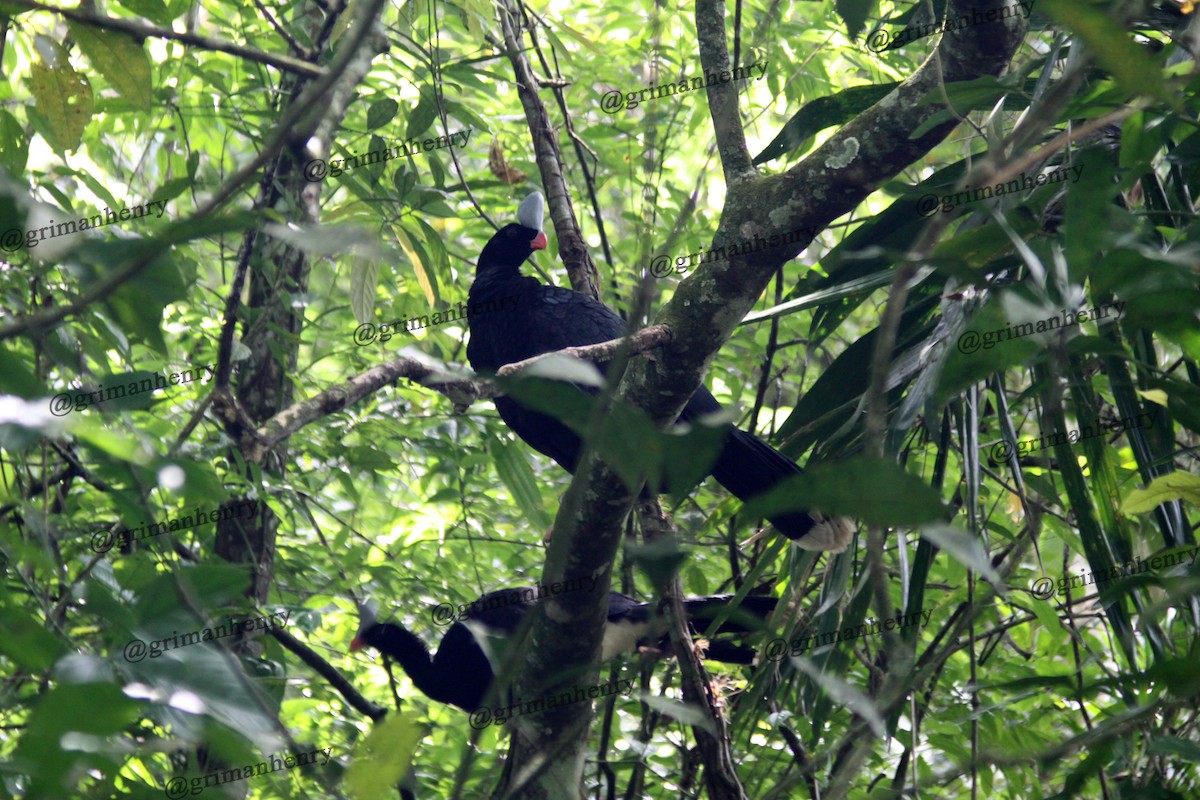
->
(68, 23, 153, 112)
(28, 60, 93, 153)
(1121, 472, 1200, 515)
(742, 457, 951, 527)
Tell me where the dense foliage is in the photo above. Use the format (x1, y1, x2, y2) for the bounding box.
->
(1, 0, 1198, 798)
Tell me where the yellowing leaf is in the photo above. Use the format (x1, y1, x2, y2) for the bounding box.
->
(343, 713, 426, 799)
(350, 256, 379, 324)
(1121, 472, 1200, 514)
(68, 23, 153, 112)
(391, 223, 435, 305)
(1136, 389, 1169, 407)
(29, 62, 93, 152)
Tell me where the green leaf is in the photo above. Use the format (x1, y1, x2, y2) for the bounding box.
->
(511, 354, 605, 388)
(406, 88, 438, 140)
(14, 683, 142, 797)
(0, 345, 44, 398)
(1148, 736, 1200, 763)
(920, 524, 1002, 585)
(28, 61, 94, 153)
(117, 0, 174, 25)
(742, 457, 951, 528)
(0, 602, 66, 671)
(393, 164, 418, 204)
(99, 244, 187, 353)
(489, 438, 552, 530)
(1039, 0, 1171, 106)
(835, 0, 873, 41)
(790, 656, 886, 738)
(366, 134, 388, 186)
(68, 23, 153, 112)
(343, 713, 427, 800)
(637, 695, 716, 734)
(753, 83, 899, 165)
(367, 98, 399, 130)
(350, 256, 379, 324)
(1121, 472, 1200, 514)
(936, 298, 1043, 400)
(69, 370, 169, 413)
(265, 222, 383, 260)
(0, 109, 29, 175)
(152, 177, 192, 204)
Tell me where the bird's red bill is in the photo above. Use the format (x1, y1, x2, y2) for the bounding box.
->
(349, 637, 363, 652)
(530, 231, 548, 250)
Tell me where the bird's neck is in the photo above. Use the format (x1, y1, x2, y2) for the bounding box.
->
(367, 624, 454, 703)
(471, 262, 523, 294)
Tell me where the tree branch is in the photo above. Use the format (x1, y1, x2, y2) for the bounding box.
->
(491, 1, 1028, 797)
(269, 627, 386, 721)
(7, 0, 324, 77)
(495, 0, 602, 299)
(225, 325, 672, 464)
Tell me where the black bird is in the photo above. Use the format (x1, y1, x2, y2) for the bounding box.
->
(466, 191, 852, 551)
(349, 588, 776, 712)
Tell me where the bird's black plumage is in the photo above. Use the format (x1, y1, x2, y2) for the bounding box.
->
(466, 191, 851, 551)
(350, 589, 775, 712)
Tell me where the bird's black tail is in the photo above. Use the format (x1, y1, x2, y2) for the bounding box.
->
(681, 594, 777, 633)
(710, 428, 854, 551)
(679, 594, 776, 665)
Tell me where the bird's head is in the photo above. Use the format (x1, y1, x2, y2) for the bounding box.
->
(349, 599, 379, 652)
(477, 191, 548, 270)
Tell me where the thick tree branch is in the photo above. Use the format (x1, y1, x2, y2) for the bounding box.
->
(496, 325, 672, 378)
(495, 0, 602, 299)
(222, 326, 672, 464)
(695, 0, 754, 181)
(494, 1, 1029, 797)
